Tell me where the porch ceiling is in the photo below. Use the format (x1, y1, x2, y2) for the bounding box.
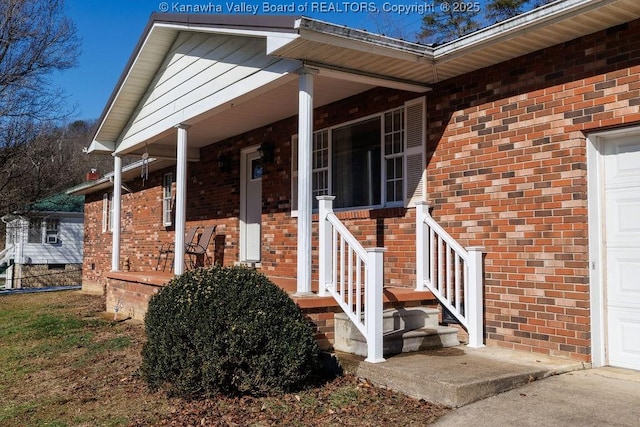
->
(121, 74, 375, 157)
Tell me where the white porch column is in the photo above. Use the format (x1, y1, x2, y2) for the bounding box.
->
(111, 154, 122, 271)
(174, 124, 189, 275)
(466, 246, 485, 348)
(296, 68, 315, 295)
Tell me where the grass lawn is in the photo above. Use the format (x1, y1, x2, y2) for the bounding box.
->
(0, 291, 449, 426)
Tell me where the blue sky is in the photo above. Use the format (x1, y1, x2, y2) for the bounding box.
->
(55, 0, 432, 122)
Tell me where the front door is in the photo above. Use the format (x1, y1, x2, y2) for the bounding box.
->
(603, 135, 640, 370)
(240, 149, 262, 263)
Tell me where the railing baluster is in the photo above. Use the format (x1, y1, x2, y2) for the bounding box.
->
(429, 227, 435, 287)
(437, 235, 444, 293)
(339, 234, 345, 300)
(331, 228, 338, 292)
(356, 257, 362, 319)
(415, 203, 485, 348)
(446, 243, 452, 303)
(348, 246, 353, 311)
(455, 254, 461, 312)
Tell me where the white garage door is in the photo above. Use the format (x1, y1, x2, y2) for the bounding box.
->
(604, 135, 640, 370)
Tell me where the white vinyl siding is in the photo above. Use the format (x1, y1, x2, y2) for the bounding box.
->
(117, 32, 298, 153)
(19, 215, 84, 264)
(163, 172, 173, 226)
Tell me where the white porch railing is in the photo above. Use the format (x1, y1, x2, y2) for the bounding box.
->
(0, 245, 13, 265)
(415, 201, 485, 348)
(317, 196, 386, 363)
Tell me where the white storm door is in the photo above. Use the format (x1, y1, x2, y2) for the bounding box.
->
(240, 149, 263, 262)
(604, 135, 640, 370)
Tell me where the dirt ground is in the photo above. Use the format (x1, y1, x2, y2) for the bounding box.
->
(0, 291, 450, 426)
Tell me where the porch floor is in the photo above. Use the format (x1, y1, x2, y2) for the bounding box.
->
(106, 271, 437, 310)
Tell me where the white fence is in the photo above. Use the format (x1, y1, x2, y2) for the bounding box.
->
(317, 196, 386, 363)
(415, 201, 485, 348)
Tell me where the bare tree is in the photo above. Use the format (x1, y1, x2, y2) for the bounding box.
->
(0, 0, 81, 216)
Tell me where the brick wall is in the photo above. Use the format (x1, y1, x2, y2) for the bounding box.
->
(426, 20, 640, 361)
(82, 87, 424, 290)
(81, 19, 640, 362)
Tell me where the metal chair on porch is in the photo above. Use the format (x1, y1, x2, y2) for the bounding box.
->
(185, 224, 216, 269)
(156, 226, 200, 272)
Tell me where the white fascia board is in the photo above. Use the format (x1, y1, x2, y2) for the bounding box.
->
(266, 34, 300, 55)
(292, 18, 433, 64)
(434, 0, 613, 62)
(157, 22, 301, 60)
(93, 26, 178, 147)
(312, 65, 430, 93)
(88, 139, 115, 154)
(154, 22, 297, 40)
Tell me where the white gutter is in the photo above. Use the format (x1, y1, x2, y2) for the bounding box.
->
(434, 0, 615, 62)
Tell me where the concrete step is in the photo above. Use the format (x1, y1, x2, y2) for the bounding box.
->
(334, 307, 460, 357)
(336, 346, 588, 408)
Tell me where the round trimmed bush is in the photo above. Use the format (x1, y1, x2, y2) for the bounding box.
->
(141, 265, 320, 397)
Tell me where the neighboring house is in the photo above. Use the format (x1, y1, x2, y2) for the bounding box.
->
(0, 194, 84, 289)
(70, 0, 640, 370)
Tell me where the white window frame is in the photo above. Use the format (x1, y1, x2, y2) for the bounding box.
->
(384, 108, 405, 205)
(27, 218, 43, 244)
(102, 192, 113, 233)
(162, 172, 174, 227)
(45, 218, 60, 244)
(291, 105, 409, 214)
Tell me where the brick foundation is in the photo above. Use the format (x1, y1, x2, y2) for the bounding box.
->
(20, 264, 82, 288)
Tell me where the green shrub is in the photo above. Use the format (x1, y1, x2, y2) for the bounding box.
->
(141, 265, 321, 397)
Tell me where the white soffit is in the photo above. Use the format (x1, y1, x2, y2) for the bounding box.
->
(434, 0, 640, 81)
(274, 0, 640, 84)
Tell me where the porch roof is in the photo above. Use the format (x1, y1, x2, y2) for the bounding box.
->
(87, 0, 640, 162)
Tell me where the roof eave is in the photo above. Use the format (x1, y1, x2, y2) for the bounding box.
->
(434, 0, 620, 61)
(89, 14, 302, 154)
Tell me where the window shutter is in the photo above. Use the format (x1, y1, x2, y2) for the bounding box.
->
(404, 97, 426, 207)
(102, 193, 109, 233)
(291, 135, 298, 216)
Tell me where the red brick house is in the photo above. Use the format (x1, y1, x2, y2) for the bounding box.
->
(71, 0, 640, 369)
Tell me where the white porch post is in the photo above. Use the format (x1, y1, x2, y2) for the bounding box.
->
(296, 68, 314, 295)
(111, 154, 122, 271)
(466, 246, 485, 348)
(317, 195, 335, 297)
(365, 247, 386, 363)
(174, 124, 189, 275)
(415, 201, 429, 291)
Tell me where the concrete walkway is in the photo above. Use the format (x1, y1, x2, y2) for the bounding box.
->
(435, 367, 640, 426)
(337, 346, 589, 407)
(339, 346, 640, 425)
